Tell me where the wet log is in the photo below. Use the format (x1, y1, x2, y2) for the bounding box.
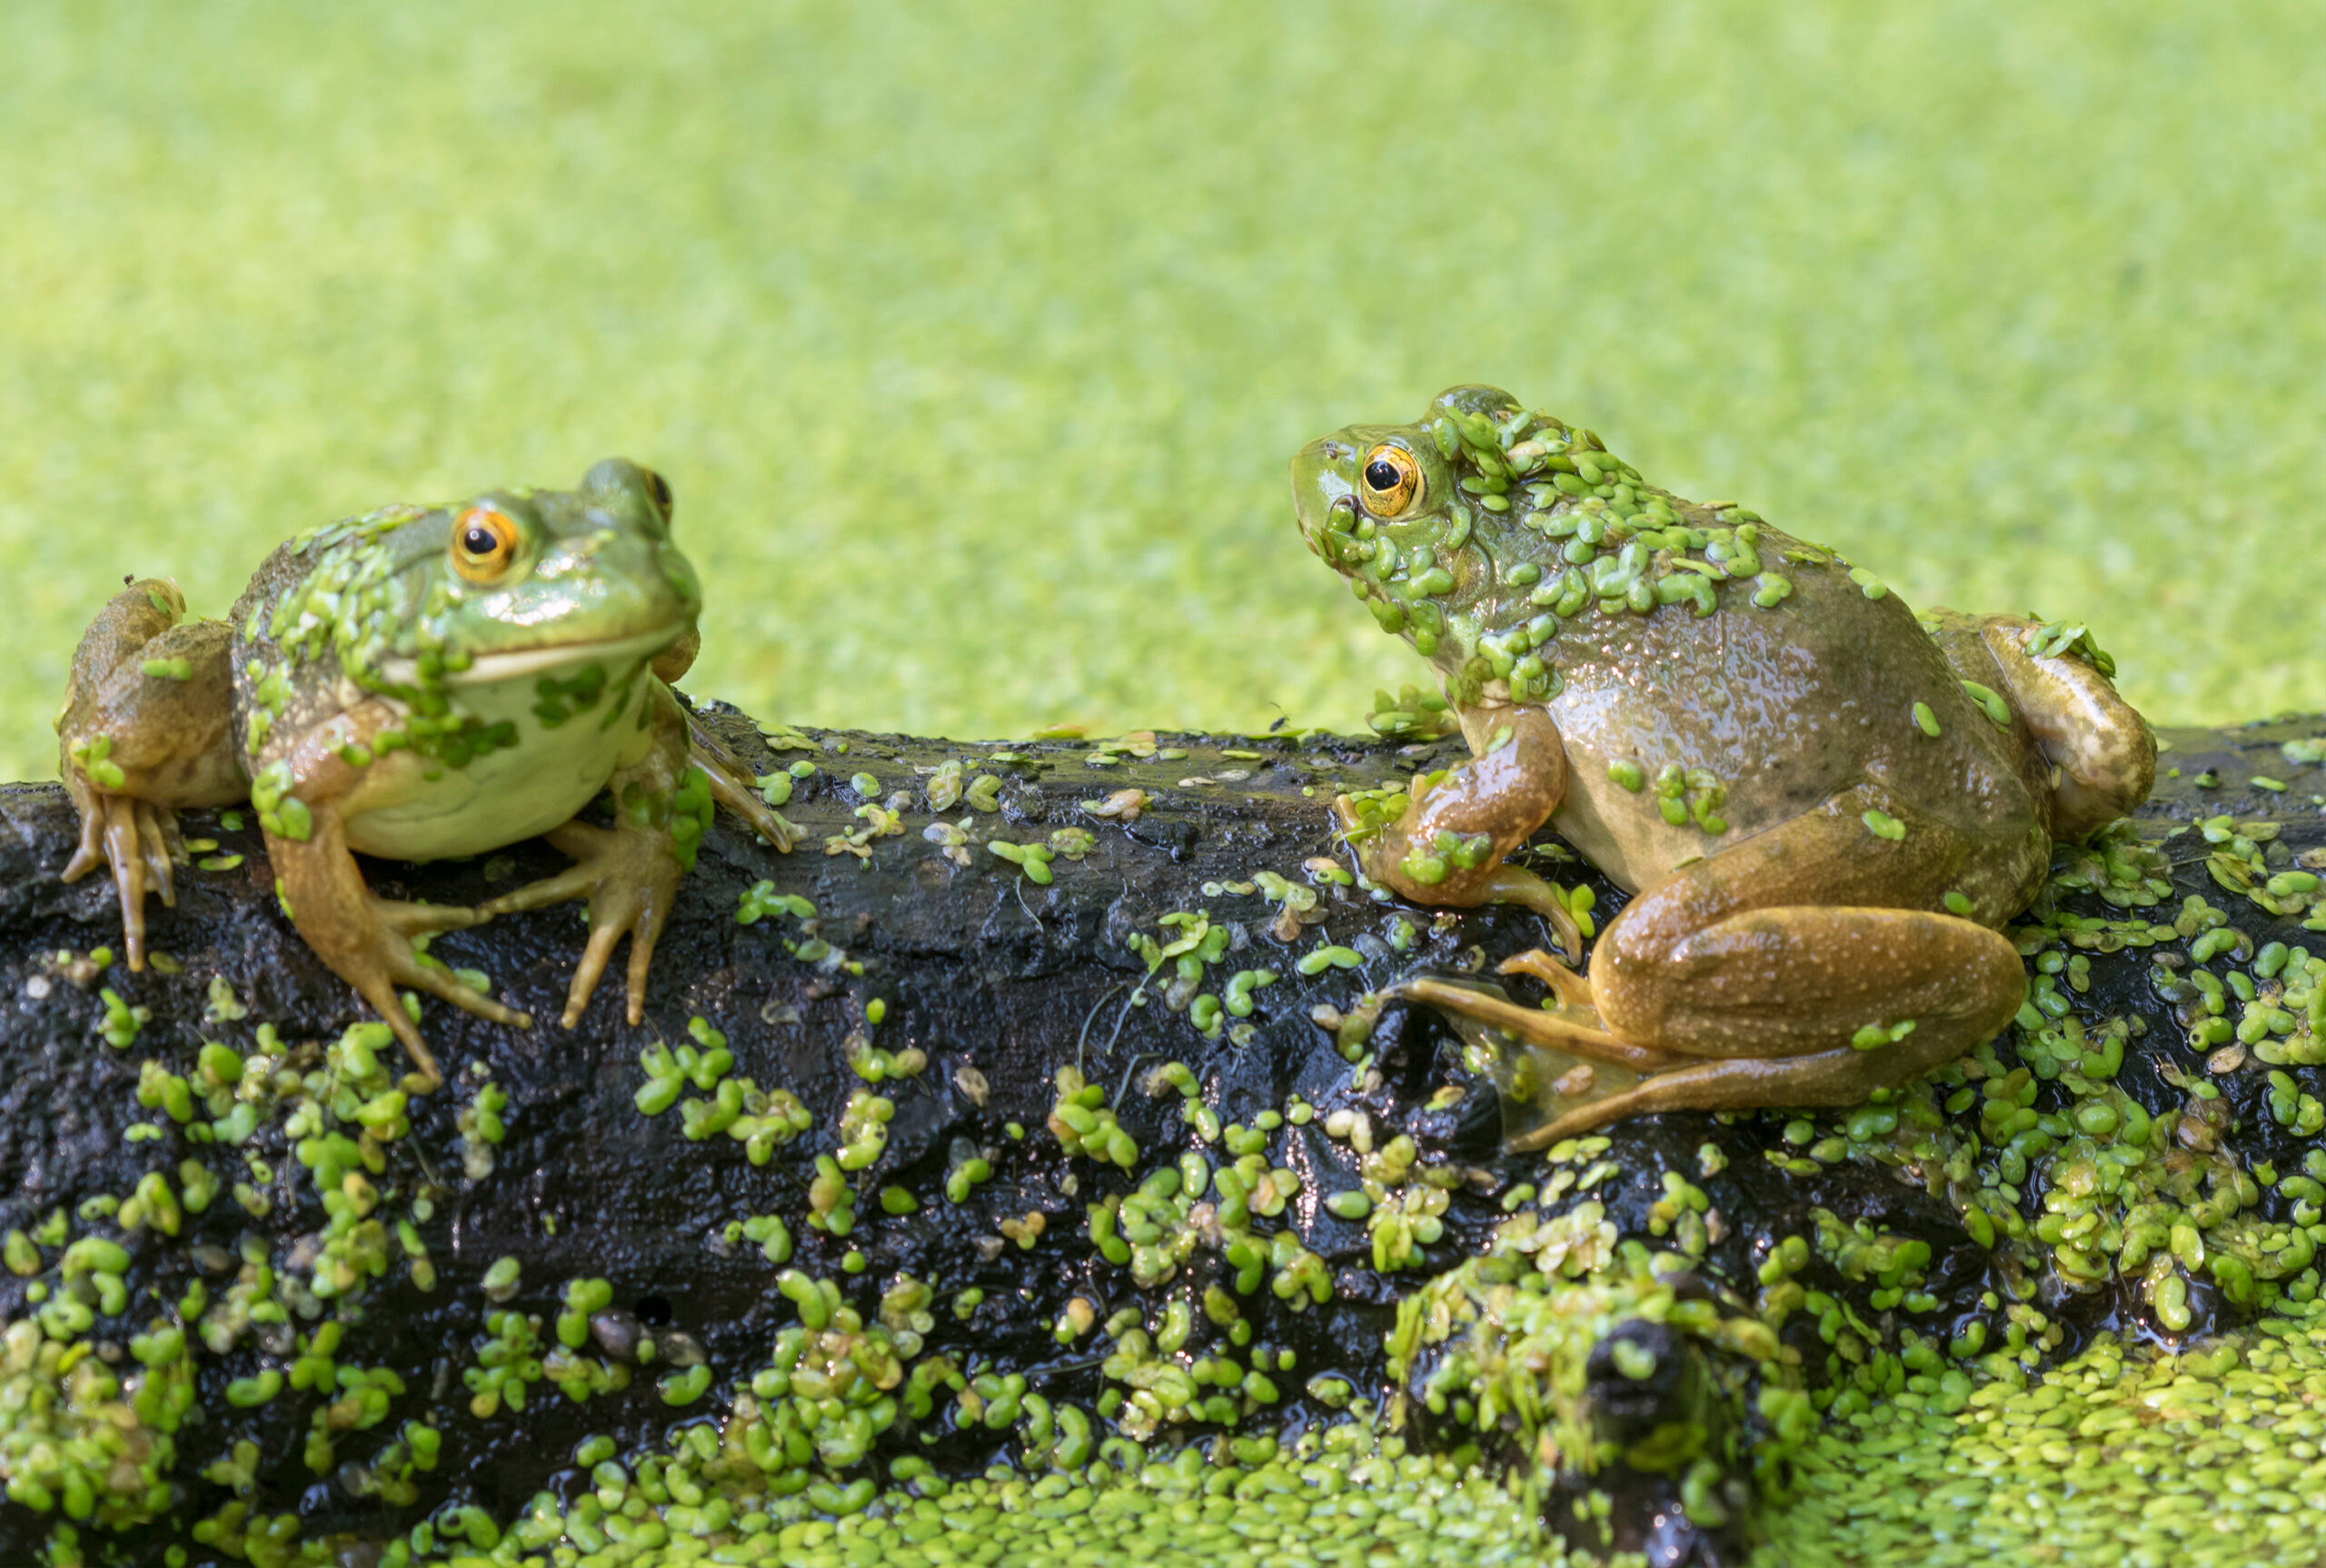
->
(1, 705, 2321, 1564)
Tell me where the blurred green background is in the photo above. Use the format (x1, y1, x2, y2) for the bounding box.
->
(5, 0, 2321, 784)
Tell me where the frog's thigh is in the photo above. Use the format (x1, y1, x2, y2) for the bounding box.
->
(1973, 615, 2155, 839)
(69, 619, 244, 806)
(1593, 795, 2024, 1064)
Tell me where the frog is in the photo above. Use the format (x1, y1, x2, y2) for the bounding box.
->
(1292, 386, 2154, 1144)
(55, 459, 795, 1089)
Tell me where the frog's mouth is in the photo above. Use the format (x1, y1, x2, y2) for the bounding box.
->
(378, 624, 686, 689)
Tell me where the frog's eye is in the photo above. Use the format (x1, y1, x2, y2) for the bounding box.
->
(641, 467, 673, 521)
(1359, 444, 1422, 516)
(452, 505, 521, 582)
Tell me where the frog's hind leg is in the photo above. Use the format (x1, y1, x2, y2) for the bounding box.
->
(56, 581, 246, 968)
(1588, 785, 2026, 1063)
(1973, 613, 2155, 840)
(1412, 783, 2026, 1143)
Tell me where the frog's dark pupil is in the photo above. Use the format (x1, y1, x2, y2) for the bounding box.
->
(1365, 459, 1403, 493)
(462, 525, 499, 557)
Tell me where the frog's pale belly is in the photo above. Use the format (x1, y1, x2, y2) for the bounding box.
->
(342, 654, 661, 863)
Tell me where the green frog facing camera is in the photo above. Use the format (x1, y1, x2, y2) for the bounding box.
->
(56, 460, 793, 1088)
(1294, 387, 2155, 1144)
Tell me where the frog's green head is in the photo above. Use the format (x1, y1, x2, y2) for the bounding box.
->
(275, 459, 705, 699)
(1293, 386, 1588, 704)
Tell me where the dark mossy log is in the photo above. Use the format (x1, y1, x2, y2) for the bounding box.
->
(0, 706, 2321, 1565)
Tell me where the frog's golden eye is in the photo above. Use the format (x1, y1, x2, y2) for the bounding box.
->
(641, 467, 673, 521)
(452, 505, 520, 582)
(1359, 443, 1421, 515)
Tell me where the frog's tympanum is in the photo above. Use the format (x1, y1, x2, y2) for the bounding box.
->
(56, 461, 793, 1088)
(1294, 387, 2154, 1144)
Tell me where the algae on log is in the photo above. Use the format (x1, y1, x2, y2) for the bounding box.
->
(0, 706, 2321, 1566)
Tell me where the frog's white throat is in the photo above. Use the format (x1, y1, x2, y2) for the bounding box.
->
(343, 625, 683, 864)
(375, 625, 683, 690)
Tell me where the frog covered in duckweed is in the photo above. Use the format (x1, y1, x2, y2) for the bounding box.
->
(1293, 386, 2154, 1143)
(56, 460, 794, 1088)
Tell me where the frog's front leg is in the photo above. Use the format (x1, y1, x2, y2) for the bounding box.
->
(1332, 704, 1582, 958)
(684, 708, 797, 852)
(1408, 782, 2026, 1145)
(480, 682, 704, 1028)
(56, 580, 248, 968)
(263, 713, 529, 1090)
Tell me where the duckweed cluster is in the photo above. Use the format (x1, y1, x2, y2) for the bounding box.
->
(1763, 1306, 2326, 1568)
(363, 1426, 1563, 1568)
(5, 1014, 444, 1534)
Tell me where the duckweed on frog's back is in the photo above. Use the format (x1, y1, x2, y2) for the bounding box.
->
(55, 460, 794, 1087)
(1293, 386, 2156, 1140)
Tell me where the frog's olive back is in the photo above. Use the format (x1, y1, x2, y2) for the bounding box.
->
(1297, 387, 1808, 706)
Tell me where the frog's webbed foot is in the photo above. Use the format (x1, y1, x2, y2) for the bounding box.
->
(1397, 975, 1675, 1150)
(1406, 976, 1904, 1151)
(60, 779, 184, 969)
(340, 904, 530, 1092)
(479, 819, 680, 1028)
(1400, 976, 1676, 1071)
(269, 811, 524, 1092)
(686, 711, 798, 853)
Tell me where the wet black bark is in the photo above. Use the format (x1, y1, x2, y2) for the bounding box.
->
(1, 706, 2320, 1564)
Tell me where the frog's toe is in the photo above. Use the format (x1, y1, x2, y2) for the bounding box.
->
(372, 898, 486, 938)
(477, 858, 602, 920)
(404, 958, 531, 1032)
(703, 762, 796, 853)
(62, 783, 109, 884)
(1399, 976, 1683, 1071)
(687, 715, 795, 850)
(1496, 948, 1600, 1012)
(342, 967, 447, 1091)
(556, 885, 671, 1028)
(340, 935, 531, 1092)
(560, 920, 623, 1027)
(381, 953, 528, 1049)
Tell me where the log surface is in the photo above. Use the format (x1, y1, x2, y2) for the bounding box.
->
(1, 705, 2321, 1561)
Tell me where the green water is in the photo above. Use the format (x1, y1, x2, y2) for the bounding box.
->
(3, 0, 2321, 788)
